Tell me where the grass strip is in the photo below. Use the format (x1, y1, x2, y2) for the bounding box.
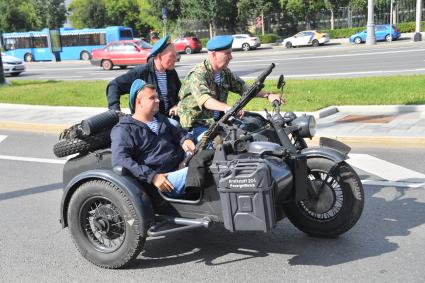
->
(0, 75, 424, 111)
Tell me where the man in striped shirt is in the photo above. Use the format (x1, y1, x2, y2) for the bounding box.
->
(111, 80, 195, 196)
(106, 35, 181, 118)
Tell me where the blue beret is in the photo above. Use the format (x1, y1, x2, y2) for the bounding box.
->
(129, 79, 146, 113)
(206, 35, 233, 51)
(148, 35, 171, 58)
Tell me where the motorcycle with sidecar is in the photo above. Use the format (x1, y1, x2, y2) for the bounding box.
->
(56, 63, 364, 269)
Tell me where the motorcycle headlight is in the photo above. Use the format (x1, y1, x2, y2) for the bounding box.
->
(291, 115, 316, 138)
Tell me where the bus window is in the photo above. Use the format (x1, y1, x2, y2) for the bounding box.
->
(119, 29, 133, 39)
(32, 36, 48, 48)
(4, 38, 17, 50)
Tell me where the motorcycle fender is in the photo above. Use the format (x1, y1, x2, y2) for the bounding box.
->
(60, 169, 154, 236)
(301, 146, 348, 163)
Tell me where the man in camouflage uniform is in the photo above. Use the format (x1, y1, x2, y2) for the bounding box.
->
(178, 35, 283, 139)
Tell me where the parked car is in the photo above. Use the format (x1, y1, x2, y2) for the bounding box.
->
(349, 25, 400, 44)
(1, 52, 25, 76)
(90, 40, 152, 70)
(282, 30, 329, 48)
(173, 37, 202, 54)
(232, 34, 261, 51)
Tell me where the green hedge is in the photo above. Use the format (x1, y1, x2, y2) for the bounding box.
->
(199, 38, 209, 48)
(321, 27, 365, 39)
(322, 21, 425, 39)
(259, 33, 278, 43)
(397, 21, 425, 33)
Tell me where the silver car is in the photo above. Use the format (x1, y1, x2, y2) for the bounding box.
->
(1, 52, 26, 76)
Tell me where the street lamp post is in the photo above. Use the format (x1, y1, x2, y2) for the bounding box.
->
(0, 32, 5, 85)
(414, 0, 422, 41)
(389, 0, 394, 43)
(366, 0, 376, 45)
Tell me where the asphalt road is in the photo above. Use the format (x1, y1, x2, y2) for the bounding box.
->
(1, 130, 424, 282)
(7, 40, 425, 82)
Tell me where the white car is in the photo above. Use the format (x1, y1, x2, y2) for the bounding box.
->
(282, 30, 329, 48)
(1, 52, 25, 76)
(232, 34, 261, 51)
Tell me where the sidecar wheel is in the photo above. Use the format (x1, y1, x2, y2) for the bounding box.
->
(283, 158, 364, 238)
(68, 180, 146, 268)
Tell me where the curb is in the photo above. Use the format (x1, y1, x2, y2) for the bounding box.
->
(0, 121, 67, 134)
(1, 120, 424, 147)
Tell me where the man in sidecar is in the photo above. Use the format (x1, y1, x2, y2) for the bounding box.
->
(110, 79, 195, 197)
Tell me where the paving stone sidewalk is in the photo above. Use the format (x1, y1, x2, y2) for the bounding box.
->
(0, 103, 424, 146)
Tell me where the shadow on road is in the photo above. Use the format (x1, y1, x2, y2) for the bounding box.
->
(0, 182, 62, 201)
(127, 184, 425, 269)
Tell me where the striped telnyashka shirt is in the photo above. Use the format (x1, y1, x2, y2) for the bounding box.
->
(155, 71, 169, 114)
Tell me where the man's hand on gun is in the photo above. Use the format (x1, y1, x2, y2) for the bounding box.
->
(182, 139, 195, 154)
(225, 106, 244, 118)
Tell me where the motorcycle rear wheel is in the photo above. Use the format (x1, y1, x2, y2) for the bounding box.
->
(283, 158, 364, 238)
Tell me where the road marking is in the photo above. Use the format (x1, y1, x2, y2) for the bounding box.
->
(0, 155, 66, 164)
(232, 48, 425, 64)
(361, 179, 425, 188)
(0, 135, 7, 144)
(27, 67, 96, 71)
(284, 68, 425, 78)
(348, 153, 425, 183)
(0, 152, 423, 187)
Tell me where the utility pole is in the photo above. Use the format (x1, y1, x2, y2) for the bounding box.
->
(0, 54, 5, 85)
(389, 0, 394, 43)
(0, 32, 5, 85)
(414, 0, 422, 41)
(366, 0, 376, 45)
(162, 6, 168, 37)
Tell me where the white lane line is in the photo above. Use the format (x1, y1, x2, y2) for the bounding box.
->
(348, 153, 425, 183)
(27, 67, 95, 71)
(0, 155, 66, 164)
(284, 68, 425, 78)
(0, 135, 7, 144)
(232, 48, 425, 64)
(360, 179, 425, 188)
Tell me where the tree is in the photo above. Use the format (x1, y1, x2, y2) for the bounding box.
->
(46, 0, 67, 29)
(325, 0, 349, 29)
(68, 0, 108, 28)
(181, 0, 236, 38)
(149, 0, 182, 22)
(280, 0, 326, 30)
(237, 0, 279, 35)
(0, 0, 40, 32)
(33, 0, 67, 29)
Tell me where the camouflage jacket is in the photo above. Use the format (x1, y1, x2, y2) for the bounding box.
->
(178, 59, 247, 128)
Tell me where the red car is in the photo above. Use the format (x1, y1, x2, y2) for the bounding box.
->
(91, 40, 152, 70)
(173, 37, 202, 54)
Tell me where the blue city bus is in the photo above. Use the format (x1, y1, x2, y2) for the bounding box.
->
(1, 26, 133, 62)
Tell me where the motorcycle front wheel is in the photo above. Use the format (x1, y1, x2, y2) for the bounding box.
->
(283, 158, 364, 238)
